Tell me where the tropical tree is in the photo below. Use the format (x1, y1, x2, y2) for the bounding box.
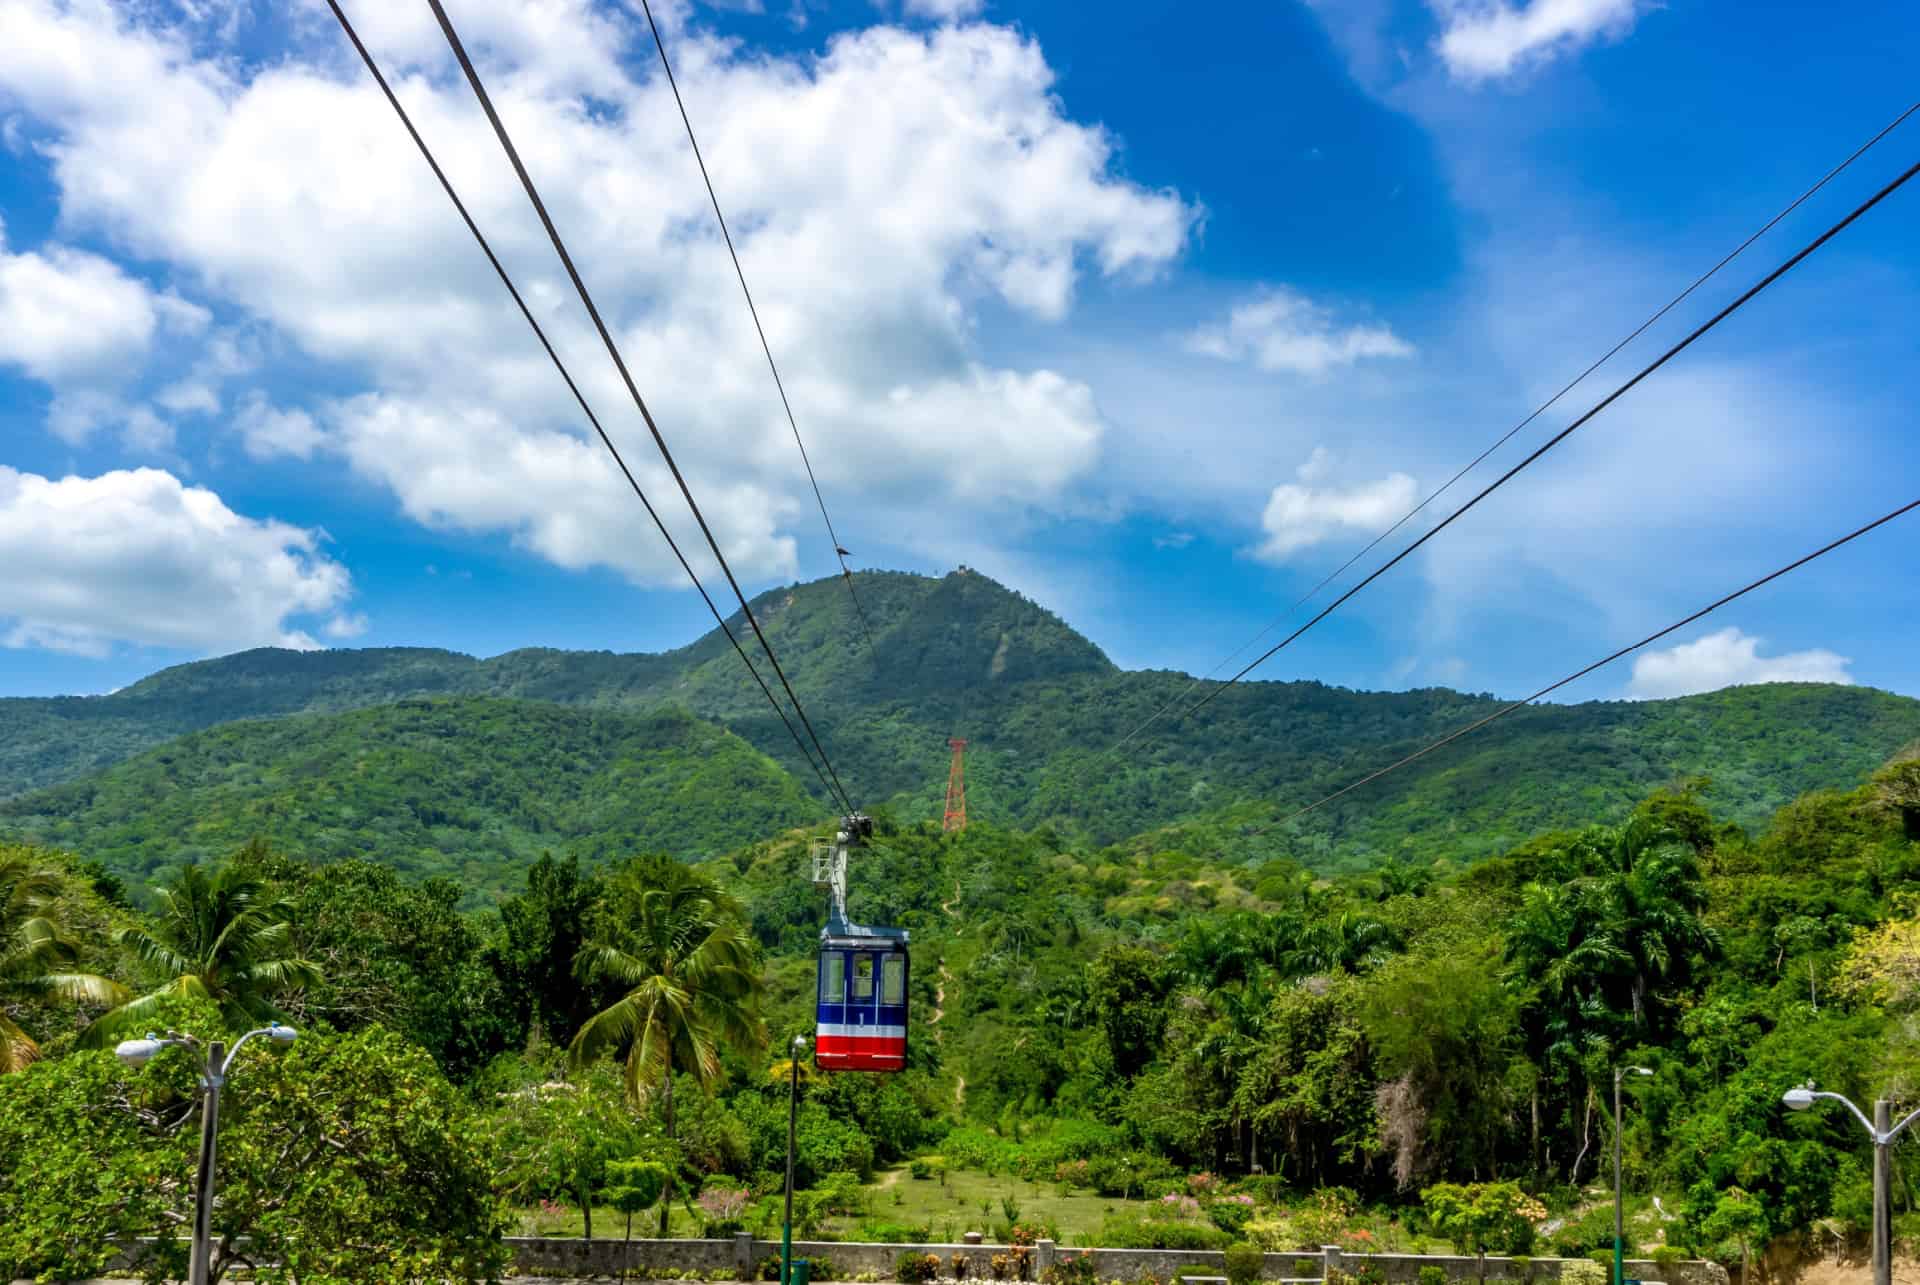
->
(570, 856, 765, 1234)
(84, 863, 319, 1043)
(1, 854, 127, 1072)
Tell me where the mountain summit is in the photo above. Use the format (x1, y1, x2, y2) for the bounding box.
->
(4, 568, 1918, 879)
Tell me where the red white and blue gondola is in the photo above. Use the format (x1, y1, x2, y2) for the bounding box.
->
(815, 923, 909, 1072)
(812, 813, 909, 1073)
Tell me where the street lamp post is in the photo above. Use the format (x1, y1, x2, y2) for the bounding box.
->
(1782, 1085, 1920, 1285)
(115, 1024, 297, 1285)
(784, 1035, 807, 1285)
(1613, 1066, 1653, 1285)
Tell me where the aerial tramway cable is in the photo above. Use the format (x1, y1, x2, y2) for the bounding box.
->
(423, 0, 857, 815)
(1106, 99, 1920, 759)
(1268, 495, 1920, 828)
(1173, 151, 1920, 719)
(324, 0, 852, 813)
(636, 0, 882, 660)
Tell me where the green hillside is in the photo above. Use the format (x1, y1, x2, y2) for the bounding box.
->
(4, 568, 1918, 878)
(0, 697, 817, 897)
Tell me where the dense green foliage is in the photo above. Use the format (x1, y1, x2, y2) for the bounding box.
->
(5, 571, 1920, 1274)
(6, 571, 1918, 884)
(0, 996, 507, 1283)
(0, 847, 127, 1069)
(2, 698, 819, 896)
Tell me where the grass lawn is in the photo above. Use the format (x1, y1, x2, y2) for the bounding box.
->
(508, 1167, 1165, 1246)
(843, 1165, 1159, 1244)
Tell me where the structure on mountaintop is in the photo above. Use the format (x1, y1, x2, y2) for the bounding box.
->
(942, 738, 968, 832)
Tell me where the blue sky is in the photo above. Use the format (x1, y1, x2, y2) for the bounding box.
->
(1, 0, 1916, 708)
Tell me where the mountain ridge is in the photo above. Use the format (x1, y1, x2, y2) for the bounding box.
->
(4, 568, 1918, 873)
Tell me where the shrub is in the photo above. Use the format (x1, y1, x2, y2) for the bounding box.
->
(898, 1252, 943, 1284)
(759, 1256, 783, 1281)
(1651, 1246, 1686, 1268)
(1418, 1183, 1546, 1257)
(1548, 1208, 1615, 1259)
(952, 1254, 972, 1279)
(1044, 1252, 1100, 1285)
(1209, 1195, 1258, 1238)
(1587, 1252, 1615, 1274)
(1224, 1242, 1266, 1285)
(1097, 1214, 1233, 1251)
(865, 1222, 935, 1244)
(910, 1159, 940, 1181)
(1418, 1267, 1449, 1285)
(1294, 1188, 1361, 1247)
(1086, 1153, 1179, 1199)
(1562, 1263, 1607, 1285)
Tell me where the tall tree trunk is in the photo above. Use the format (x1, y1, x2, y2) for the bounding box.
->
(580, 1169, 594, 1240)
(660, 1060, 676, 1238)
(1569, 1085, 1595, 1185)
(1530, 1091, 1542, 1177)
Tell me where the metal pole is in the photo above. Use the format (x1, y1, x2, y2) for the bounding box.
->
(190, 1041, 225, 1285)
(1613, 1069, 1625, 1285)
(1874, 1099, 1891, 1285)
(784, 1042, 800, 1285)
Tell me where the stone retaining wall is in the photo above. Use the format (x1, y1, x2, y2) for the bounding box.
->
(504, 1236, 1727, 1285)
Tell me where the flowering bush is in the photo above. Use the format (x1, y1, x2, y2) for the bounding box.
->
(1009, 1222, 1046, 1247)
(1043, 1252, 1098, 1285)
(1339, 1229, 1378, 1254)
(1292, 1187, 1360, 1248)
(1188, 1172, 1221, 1196)
(1158, 1193, 1205, 1221)
(1055, 1160, 1092, 1189)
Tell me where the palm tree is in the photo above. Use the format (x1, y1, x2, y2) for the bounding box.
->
(1580, 817, 1719, 1028)
(1, 854, 128, 1071)
(84, 863, 319, 1044)
(570, 858, 765, 1234)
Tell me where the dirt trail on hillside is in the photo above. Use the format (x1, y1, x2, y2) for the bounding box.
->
(937, 882, 964, 1109)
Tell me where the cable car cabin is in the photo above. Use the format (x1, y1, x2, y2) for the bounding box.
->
(815, 927, 909, 1073)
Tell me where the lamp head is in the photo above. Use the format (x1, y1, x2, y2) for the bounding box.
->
(1630, 1066, 1654, 1077)
(1782, 1087, 1817, 1111)
(114, 1034, 166, 1068)
(267, 1023, 297, 1045)
(791, 1034, 809, 1055)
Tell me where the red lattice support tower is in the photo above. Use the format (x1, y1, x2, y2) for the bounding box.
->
(942, 738, 968, 832)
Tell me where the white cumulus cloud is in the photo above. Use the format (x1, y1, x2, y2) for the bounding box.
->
(1432, 0, 1648, 82)
(1626, 626, 1854, 700)
(234, 392, 325, 461)
(0, 220, 202, 389)
(0, 466, 354, 658)
(1251, 450, 1418, 562)
(0, 0, 1197, 584)
(1185, 287, 1412, 376)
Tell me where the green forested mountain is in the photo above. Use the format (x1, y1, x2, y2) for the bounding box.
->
(4, 568, 1919, 881)
(0, 698, 817, 895)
